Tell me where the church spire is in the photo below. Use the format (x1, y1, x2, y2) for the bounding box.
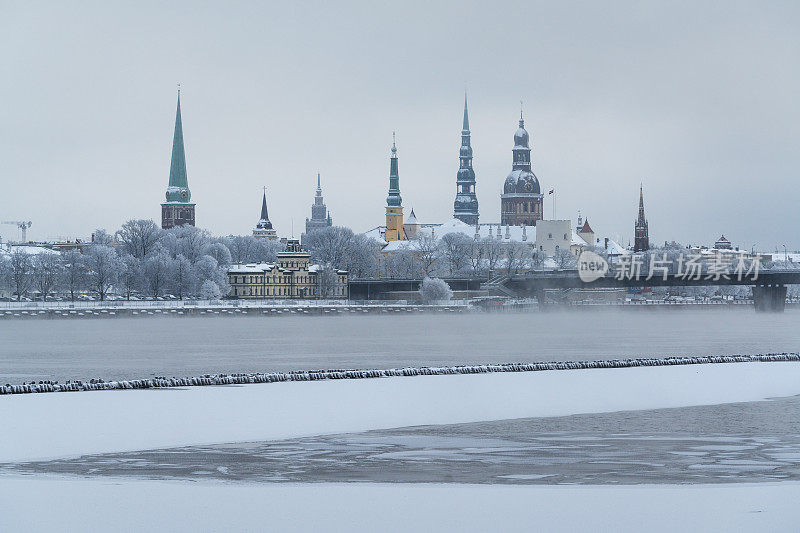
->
(634, 183, 650, 252)
(462, 93, 470, 132)
(166, 90, 190, 199)
(387, 132, 402, 207)
(161, 88, 196, 230)
(384, 133, 404, 242)
(256, 188, 273, 230)
(454, 94, 479, 225)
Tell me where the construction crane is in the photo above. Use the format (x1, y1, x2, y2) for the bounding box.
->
(2, 221, 32, 242)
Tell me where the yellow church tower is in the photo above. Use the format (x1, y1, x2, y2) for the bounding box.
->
(384, 133, 404, 242)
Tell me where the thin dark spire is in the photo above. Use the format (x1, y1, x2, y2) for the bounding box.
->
(462, 93, 470, 131)
(260, 187, 269, 221)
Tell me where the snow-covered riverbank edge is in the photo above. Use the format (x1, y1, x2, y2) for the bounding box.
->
(0, 476, 797, 532)
(3, 362, 800, 463)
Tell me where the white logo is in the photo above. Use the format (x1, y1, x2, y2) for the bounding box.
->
(578, 250, 609, 282)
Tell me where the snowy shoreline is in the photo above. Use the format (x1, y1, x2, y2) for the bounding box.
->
(3, 352, 799, 395)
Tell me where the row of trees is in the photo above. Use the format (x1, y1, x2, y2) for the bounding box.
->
(0, 219, 287, 301)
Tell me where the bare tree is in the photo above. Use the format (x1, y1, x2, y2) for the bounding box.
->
(503, 242, 528, 275)
(143, 252, 173, 299)
(32, 253, 62, 300)
(117, 219, 162, 259)
(171, 254, 197, 299)
(315, 264, 339, 298)
(480, 236, 503, 277)
(86, 245, 120, 300)
(60, 250, 87, 301)
(439, 233, 472, 276)
(118, 255, 142, 300)
(92, 229, 117, 246)
(345, 235, 382, 279)
(553, 248, 578, 270)
(467, 237, 484, 276)
(305, 226, 355, 269)
(530, 248, 546, 271)
(7, 249, 33, 300)
(412, 231, 440, 276)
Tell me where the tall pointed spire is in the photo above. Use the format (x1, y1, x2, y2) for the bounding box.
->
(260, 189, 270, 223)
(167, 89, 189, 196)
(454, 94, 479, 225)
(253, 187, 277, 239)
(462, 93, 470, 132)
(387, 133, 401, 207)
(306, 173, 332, 235)
(384, 133, 404, 242)
(634, 183, 650, 252)
(161, 87, 195, 229)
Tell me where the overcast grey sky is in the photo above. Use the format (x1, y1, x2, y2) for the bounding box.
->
(2, 1, 799, 250)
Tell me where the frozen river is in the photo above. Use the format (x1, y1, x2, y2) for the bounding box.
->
(1, 308, 799, 383)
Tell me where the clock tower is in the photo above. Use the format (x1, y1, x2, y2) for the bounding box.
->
(161, 89, 196, 230)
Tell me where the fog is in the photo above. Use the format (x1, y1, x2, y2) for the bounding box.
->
(2, 309, 798, 382)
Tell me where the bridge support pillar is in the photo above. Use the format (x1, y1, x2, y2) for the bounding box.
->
(752, 284, 787, 313)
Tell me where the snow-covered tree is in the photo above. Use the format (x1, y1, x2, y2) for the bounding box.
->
(553, 248, 577, 270)
(530, 248, 546, 271)
(59, 250, 87, 301)
(118, 254, 142, 300)
(439, 233, 472, 276)
(504, 242, 528, 274)
(316, 264, 339, 298)
(419, 277, 452, 303)
(170, 254, 196, 299)
(480, 236, 503, 276)
(7, 249, 33, 300)
(91, 228, 117, 246)
(305, 226, 355, 268)
(411, 232, 440, 276)
(345, 234, 382, 279)
(200, 279, 222, 300)
(143, 252, 173, 299)
(32, 253, 62, 300)
(117, 219, 162, 259)
(203, 242, 233, 267)
(86, 245, 120, 300)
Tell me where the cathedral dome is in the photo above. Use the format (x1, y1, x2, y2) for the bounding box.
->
(504, 169, 540, 194)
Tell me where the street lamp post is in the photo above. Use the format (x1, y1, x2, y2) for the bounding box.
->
(784, 244, 788, 262)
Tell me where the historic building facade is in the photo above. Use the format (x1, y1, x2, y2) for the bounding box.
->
(634, 185, 650, 252)
(384, 134, 404, 242)
(253, 189, 278, 240)
(161, 91, 196, 230)
(453, 96, 479, 225)
(500, 111, 543, 226)
(228, 240, 348, 299)
(304, 173, 332, 235)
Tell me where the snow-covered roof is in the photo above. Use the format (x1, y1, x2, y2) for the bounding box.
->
(0, 244, 60, 257)
(603, 239, 629, 256)
(228, 263, 277, 273)
(418, 218, 537, 243)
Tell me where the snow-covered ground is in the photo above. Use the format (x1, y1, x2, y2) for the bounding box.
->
(1, 477, 798, 532)
(2, 362, 800, 462)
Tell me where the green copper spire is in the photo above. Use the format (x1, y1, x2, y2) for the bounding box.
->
(165, 89, 191, 203)
(386, 132, 402, 207)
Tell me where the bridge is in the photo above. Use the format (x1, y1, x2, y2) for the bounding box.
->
(349, 270, 800, 312)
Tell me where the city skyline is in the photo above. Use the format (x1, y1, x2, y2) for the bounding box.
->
(2, 2, 799, 250)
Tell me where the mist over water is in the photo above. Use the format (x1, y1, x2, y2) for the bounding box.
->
(1, 309, 798, 383)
